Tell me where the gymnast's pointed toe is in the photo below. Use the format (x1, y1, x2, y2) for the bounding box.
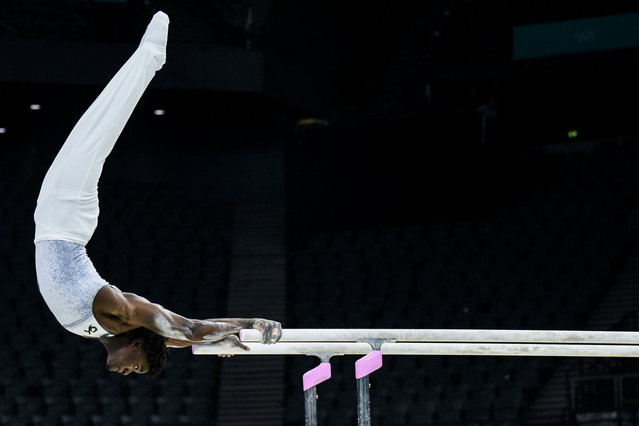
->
(140, 11, 169, 70)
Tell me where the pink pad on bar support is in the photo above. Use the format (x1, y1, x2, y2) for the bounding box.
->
(355, 350, 383, 379)
(303, 362, 332, 391)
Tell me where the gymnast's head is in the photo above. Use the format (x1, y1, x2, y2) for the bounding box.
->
(105, 327, 169, 378)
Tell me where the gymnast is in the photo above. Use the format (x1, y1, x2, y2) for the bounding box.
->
(33, 11, 282, 378)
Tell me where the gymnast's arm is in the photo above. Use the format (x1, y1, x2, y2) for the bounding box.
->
(165, 334, 248, 352)
(93, 286, 282, 344)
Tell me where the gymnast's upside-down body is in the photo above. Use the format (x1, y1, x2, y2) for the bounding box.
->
(33, 11, 282, 378)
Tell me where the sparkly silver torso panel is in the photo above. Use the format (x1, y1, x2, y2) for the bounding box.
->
(35, 240, 114, 338)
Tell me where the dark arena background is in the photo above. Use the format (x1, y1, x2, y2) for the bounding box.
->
(4, 1, 639, 425)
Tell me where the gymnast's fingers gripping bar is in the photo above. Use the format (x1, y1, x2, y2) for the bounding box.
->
(192, 341, 639, 357)
(238, 328, 639, 345)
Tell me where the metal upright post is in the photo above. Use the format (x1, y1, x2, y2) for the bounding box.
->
(303, 357, 332, 426)
(355, 340, 386, 426)
(357, 374, 371, 426)
(304, 386, 318, 426)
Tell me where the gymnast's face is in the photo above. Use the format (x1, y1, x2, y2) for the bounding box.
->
(106, 338, 149, 375)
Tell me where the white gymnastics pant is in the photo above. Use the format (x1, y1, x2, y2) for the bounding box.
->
(34, 12, 169, 246)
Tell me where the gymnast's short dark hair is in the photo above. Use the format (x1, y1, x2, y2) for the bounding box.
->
(123, 327, 169, 379)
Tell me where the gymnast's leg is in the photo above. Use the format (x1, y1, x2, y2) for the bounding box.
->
(34, 11, 169, 246)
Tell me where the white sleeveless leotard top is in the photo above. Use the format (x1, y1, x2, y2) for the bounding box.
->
(35, 240, 115, 338)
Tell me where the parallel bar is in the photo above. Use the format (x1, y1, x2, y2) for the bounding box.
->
(192, 342, 639, 357)
(239, 329, 639, 344)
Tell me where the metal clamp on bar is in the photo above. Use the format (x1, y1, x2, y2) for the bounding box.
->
(303, 353, 334, 391)
(303, 362, 332, 391)
(355, 351, 383, 380)
(355, 339, 389, 379)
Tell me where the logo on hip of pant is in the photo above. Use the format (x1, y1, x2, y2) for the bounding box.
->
(85, 324, 98, 335)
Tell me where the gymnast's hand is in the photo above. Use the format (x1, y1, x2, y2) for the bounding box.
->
(215, 335, 250, 357)
(253, 319, 282, 344)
